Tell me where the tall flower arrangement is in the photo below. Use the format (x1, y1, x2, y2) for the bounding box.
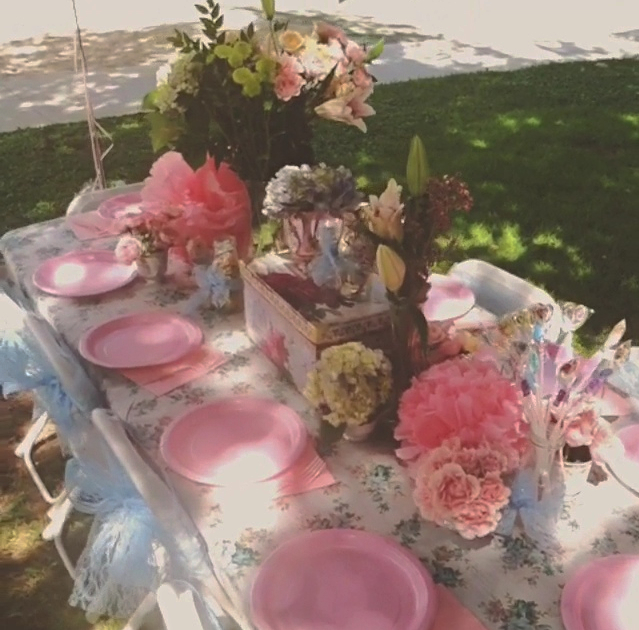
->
(349, 136, 473, 391)
(143, 0, 383, 219)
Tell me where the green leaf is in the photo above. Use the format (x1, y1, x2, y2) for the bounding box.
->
(147, 112, 182, 153)
(211, 4, 220, 19)
(215, 16, 224, 29)
(141, 90, 157, 111)
(255, 219, 280, 254)
(365, 38, 385, 63)
(195, 4, 208, 14)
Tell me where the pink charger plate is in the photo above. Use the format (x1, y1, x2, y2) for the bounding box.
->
(422, 274, 475, 322)
(160, 397, 308, 486)
(251, 529, 438, 630)
(561, 555, 639, 630)
(96, 192, 143, 221)
(78, 312, 202, 369)
(32, 250, 137, 297)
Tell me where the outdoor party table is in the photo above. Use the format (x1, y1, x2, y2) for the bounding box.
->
(3, 209, 639, 630)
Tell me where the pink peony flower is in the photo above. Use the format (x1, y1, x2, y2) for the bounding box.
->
(274, 54, 305, 102)
(478, 472, 511, 509)
(452, 500, 500, 540)
(415, 462, 481, 525)
(396, 356, 528, 461)
(114, 235, 143, 264)
(140, 152, 252, 260)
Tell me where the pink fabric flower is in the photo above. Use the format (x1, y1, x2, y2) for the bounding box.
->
(140, 152, 252, 260)
(274, 54, 305, 102)
(478, 472, 511, 509)
(114, 235, 143, 264)
(414, 462, 480, 525)
(452, 500, 499, 540)
(396, 356, 527, 461)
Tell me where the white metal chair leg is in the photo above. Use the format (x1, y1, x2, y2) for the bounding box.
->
(14, 410, 59, 504)
(43, 494, 76, 578)
(122, 592, 158, 630)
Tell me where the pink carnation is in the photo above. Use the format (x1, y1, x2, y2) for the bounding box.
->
(396, 356, 528, 460)
(452, 500, 500, 540)
(414, 462, 480, 525)
(478, 472, 511, 509)
(274, 54, 305, 102)
(114, 235, 143, 264)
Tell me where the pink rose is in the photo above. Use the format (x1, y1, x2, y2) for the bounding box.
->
(345, 40, 367, 65)
(453, 500, 499, 540)
(274, 54, 305, 102)
(565, 409, 596, 447)
(478, 472, 511, 510)
(114, 235, 143, 264)
(416, 462, 481, 525)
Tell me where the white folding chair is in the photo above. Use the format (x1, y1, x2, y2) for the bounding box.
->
(65, 182, 144, 216)
(157, 584, 207, 630)
(91, 408, 255, 630)
(448, 259, 567, 341)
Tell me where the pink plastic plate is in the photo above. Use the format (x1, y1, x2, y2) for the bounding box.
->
(616, 425, 639, 462)
(561, 555, 639, 630)
(97, 192, 143, 220)
(160, 397, 308, 486)
(32, 250, 137, 297)
(78, 312, 203, 368)
(251, 529, 438, 630)
(422, 274, 475, 322)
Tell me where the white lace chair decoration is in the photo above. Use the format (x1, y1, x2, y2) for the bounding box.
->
(91, 408, 255, 630)
(62, 435, 166, 627)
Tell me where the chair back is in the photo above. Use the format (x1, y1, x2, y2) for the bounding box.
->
(91, 408, 254, 630)
(66, 182, 144, 216)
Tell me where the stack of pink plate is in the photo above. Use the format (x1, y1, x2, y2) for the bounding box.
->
(561, 555, 639, 630)
(78, 312, 203, 369)
(250, 529, 438, 630)
(422, 274, 475, 322)
(161, 397, 308, 486)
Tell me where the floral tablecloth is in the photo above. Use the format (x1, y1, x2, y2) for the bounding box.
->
(3, 216, 639, 630)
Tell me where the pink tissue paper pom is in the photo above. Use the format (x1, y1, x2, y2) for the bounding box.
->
(396, 356, 528, 463)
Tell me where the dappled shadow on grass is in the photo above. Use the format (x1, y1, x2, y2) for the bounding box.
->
(0, 394, 123, 630)
(315, 59, 639, 348)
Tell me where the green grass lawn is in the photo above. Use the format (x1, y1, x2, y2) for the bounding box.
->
(2, 58, 639, 348)
(1, 56, 638, 628)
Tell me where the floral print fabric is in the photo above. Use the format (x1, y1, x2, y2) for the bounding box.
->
(3, 216, 639, 630)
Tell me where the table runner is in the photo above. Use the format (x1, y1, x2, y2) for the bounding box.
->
(3, 215, 639, 630)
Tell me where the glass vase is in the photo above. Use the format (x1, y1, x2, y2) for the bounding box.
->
(136, 250, 168, 281)
(284, 212, 323, 271)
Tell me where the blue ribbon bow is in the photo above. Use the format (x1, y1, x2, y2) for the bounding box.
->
(66, 455, 162, 619)
(496, 469, 563, 551)
(185, 263, 239, 316)
(309, 222, 357, 288)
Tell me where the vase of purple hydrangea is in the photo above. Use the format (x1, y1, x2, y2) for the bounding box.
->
(262, 164, 362, 272)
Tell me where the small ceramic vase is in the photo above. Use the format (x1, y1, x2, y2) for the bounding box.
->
(343, 419, 377, 442)
(136, 250, 168, 281)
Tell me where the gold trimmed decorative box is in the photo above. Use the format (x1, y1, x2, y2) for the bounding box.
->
(241, 254, 392, 395)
